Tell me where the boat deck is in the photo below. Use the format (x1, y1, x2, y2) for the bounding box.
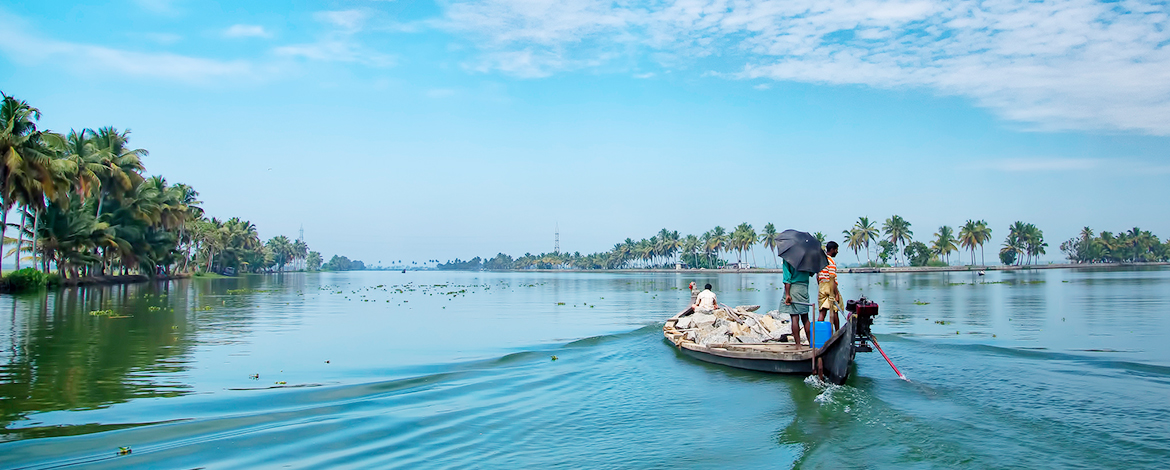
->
(663, 307, 856, 383)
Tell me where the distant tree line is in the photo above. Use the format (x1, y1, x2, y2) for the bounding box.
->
(436, 217, 1168, 271)
(1060, 227, 1167, 263)
(321, 255, 366, 271)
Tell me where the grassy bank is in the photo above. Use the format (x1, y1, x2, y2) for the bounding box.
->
(0, 269, 195, 294)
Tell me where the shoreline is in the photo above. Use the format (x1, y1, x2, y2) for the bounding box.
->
(483, 262, 1169, 274)
(5, 261, 1165, 292)
(58, 273, 193, 287)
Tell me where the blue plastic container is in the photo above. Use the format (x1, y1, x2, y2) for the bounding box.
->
(813, 321, 832, 349)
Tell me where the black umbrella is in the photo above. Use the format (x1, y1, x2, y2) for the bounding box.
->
(774, 230, 828, 273)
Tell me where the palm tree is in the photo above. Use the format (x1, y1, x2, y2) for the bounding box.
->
(842, 228, 864, 265)
(730, 223, 755, 266)
(680, 234, 699, 267)
(882, 215, 913, 266)
(975, 220, 992, 265)
(707, 226, 727, 268)
(999, 238, 1020, 266)
(958, 220, 979, 266)
(292, 238, 309, 271)
(760, 222, 778, 268)
(90, 127, 147, 218)
(1022, 223, 1046, 264)
(0, 93, 61, 275)
(7, 127, 70, 272)
(1005, 222, 1028, 265)
(854, 216, 879, 263)
(63, 129, 104, 202)
(931, 225, 958, 265)
(267, 235, 294, 272)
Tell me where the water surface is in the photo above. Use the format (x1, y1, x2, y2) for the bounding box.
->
(2, 268, 1168, 468)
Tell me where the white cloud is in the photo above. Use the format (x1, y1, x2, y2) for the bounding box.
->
(633, 72, 654, 79)
(273, 9, 394, 66)
(440, 0, 1170, 135)
(316, 10, 369, 31)
(223, 24, 272, 39)
(753, 83, 770, 90)
(275, 39, 395, 67)
(0, 19, 261, 84)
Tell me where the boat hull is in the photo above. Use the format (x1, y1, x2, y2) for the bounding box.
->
(663, 309, 855, 385)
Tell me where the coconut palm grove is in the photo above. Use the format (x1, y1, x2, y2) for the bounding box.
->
(0, 91, 372, 289)
(437, 219, 1168, 271)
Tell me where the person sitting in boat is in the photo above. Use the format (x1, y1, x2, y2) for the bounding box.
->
(691, 283, 717, 313)
(781, 260, 814, 346)
(817, 241, 843, 333)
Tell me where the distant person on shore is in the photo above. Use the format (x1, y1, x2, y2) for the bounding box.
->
(781, 260, 814, 346)
(692, 283, 717, 313)
(818, 241, 842, 333)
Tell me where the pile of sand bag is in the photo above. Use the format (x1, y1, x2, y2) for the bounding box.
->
(674, 305, 806, 346)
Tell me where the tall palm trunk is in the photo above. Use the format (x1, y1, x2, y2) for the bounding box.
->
(31, 209, 42, 273)
(0, 205, 6, 277)
(14, 210, 26, 270)
(205, 248, 216, 273)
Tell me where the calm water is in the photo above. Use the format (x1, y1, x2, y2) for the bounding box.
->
(2, 268, 1169, 469)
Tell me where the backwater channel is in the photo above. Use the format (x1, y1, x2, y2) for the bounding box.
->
(2, 267, 1169, 468)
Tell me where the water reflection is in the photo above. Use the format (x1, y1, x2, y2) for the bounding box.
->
(0, 283, 194, 441)
(0, 274, 316, 441)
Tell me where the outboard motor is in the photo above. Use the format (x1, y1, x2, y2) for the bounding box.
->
(847, 296, 879, 353)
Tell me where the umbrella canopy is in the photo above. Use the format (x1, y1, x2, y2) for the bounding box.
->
(774, 230, 828, 274)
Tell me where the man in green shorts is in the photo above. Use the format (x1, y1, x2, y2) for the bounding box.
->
(781, 259, 813, 346)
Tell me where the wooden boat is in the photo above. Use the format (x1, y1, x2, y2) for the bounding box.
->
(663, 307, 856, 385)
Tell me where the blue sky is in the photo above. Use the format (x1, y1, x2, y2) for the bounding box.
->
(2, 0, 1168, 265)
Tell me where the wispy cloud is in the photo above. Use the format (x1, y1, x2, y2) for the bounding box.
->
(440, 0, 1170, 135)
(274, 40, 395, 66)
(275, 9, 394, 66)
(0, 18, 261, 84)
(223, 24, 272, 39)
(315, 10, 370, 31)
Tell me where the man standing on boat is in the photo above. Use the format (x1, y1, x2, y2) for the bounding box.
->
(818, 241, 842, 333)
(781, 260, 814, 346)
(692, 283, 717, 313)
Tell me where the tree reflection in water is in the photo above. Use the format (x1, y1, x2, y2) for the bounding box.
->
(0, 276, 279, 441)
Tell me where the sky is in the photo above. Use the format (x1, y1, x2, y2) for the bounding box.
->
(2, 0, 1169, 265)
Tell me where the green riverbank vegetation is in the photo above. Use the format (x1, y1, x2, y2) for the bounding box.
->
(1059, 227, 1167, 263)
(438, 216, 1168, 271)
(0, 91, 363, 291)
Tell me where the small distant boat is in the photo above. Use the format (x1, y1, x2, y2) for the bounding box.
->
(978, 270, 986, 276)
(664, 311, 863, 385)
(402, 269, 407, 273)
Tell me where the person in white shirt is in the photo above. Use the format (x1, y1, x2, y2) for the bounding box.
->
(692, 283, 717, 313)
